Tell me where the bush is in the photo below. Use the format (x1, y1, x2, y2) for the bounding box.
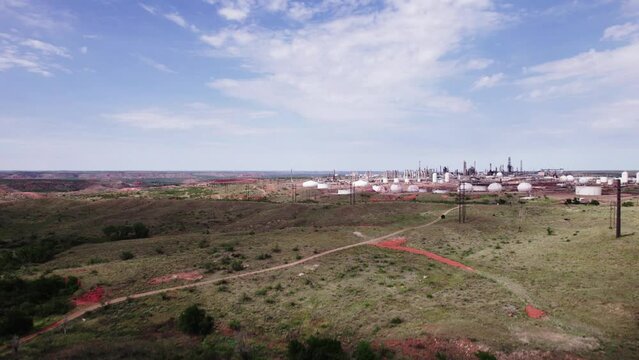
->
(353, 341, 379, 360)
(120, 251, 135, 260)
(230, 260, 244, 272)
(256, 253, 272, 260)
(0, 311, 33, 337)
(589, 200, 600, 206)
(622, 201, 634, 207)
(177, 305, 214, 336)
(475, 351, 497, 360)
(103, 223, 149, 241)
(546, 227, 554, 235)
(287, 336, 346, 360)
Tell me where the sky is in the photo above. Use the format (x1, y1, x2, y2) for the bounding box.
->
(1, 0, 638, 171)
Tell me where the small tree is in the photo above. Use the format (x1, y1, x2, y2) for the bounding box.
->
(287, 336, 346, 360)
(120, 251, 134, 260)
(177, 304, 213, 336)
(353, 341, 379, 360)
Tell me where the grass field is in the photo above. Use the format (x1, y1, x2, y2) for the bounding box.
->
(1, 194, 638, 359)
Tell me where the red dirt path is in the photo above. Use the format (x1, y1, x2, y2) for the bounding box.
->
(372, 238, 475, 272)
(72, 286, 105, 305)
(525, 304, 546, 319)
(148, 271, 204, 285)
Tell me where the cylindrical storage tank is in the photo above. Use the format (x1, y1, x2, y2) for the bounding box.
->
(496, 172, 503, 178)
(317, 183, 329, 190)
(559, 175, 567, 182)
(444, 172, 450, 183)
(390, 184, 402, 193)
(566, 175, 575, 182)
(578, 177, 590, 184)
(372, 185, 384, 193)
(458, 183, 473, 192)
(607, 179, 614, 185)
(599, 177, 608, 183)
(517, 182, 532, 192)
(487, 183, 502, 192)
(302, 180, 318, 188)
(621, 171, 629, 184)
(393, 178, 400, 184)
(353, 180, 369, 188)
(382, 177, 389, 184)
(432, 173, 437, 183)
(472, 185, 487, 192)
(407, 185, 419, 192)
(337, 189, 351, 195)
(636, 172, 639, 183)
(575, 186, 602, 196)
(433, 189, 449, 194)
(404, 178, 410, 184)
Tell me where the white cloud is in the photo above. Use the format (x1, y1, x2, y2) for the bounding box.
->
(590, 99, 639, 130)
(135, 55, 176, 74)
(21, 39, 70, 58)
(79, 46, 88, 54)
(0, 34, 70, 76)
(164, 12, 199, 32)
(105, 106, 280, 135)
(466, 58, 494, 70)
(139, 3, 157, 15)
(201, 0, 502, 123)
(473, 72, 504, 89)
(602, 22, 639, 41)
(518, 42, 639, 100)
(622, 0, 639, 17)
(219, 6, 249, 21)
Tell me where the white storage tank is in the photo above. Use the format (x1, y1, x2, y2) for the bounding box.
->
(517, 182, 532, 192)
(458, 183, 473, 192)
(390, 184, 402, 193)
(621, 171, 629, 184)
(559, 175, 567, 182)
(337, 189, 351, 195)
(444, 172, 450, 183)
(372, 185, 386, 193)
(575, 186, 602, 196)
(317, 183, 330, 190)
(433, 189, 449, 194)
(432, 173, 437, 183)
(472, 185, 487, 192)
(496, 172, 503, 178)
(404, 178, 410, 184)
(636, 172, 639, 183)
(566, 175, 575, 182)
(353, 180, 369, 188)
(382, 177, 389, 184)
(302, 180, 318, 188)
(608, 179, 614, 186)
(487, 183, 503, 192)
(599, 177, 608, 184)
(393, 178, 400, 184)
(407, 185, 419, 192)
(578, 177, 591, 184)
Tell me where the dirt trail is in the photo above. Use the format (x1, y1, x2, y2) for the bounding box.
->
(15, 206, 460, 345)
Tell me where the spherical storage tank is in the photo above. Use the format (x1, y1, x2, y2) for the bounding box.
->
(407, 185, 419, 192)
(559, 175, 567, 182)
(302, 180, 318, 188)
(458, 183, 473, 192)
(599, 177, 608, 184)
(317, 183, 329, 190)
(578, 177, 591, 184)
(496, 172, 503, 178)
(517, 182, 532, 192)
(575, 186, 602, 196)
(393, 178, 400, 184)
(487, 183, 502, 192)
(390, 184, 402, 193)
(566, 175, 575, 182)
(372, 185, 386, 193)
(353, 179, 369, 188)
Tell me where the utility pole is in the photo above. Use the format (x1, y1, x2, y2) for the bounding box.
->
(458, 186, 466, 223)
(616, 179, 622, 238)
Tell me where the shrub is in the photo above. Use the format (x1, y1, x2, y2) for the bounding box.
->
(475, 351, 497, 360)
(230, 260, 244, 272)
(622, 201, 634, 207)
(353, 341, 379, 360)
(0, 311, 33, 337)
(272, 245, 282, 253)
(177, 304, 213, 336)
(287, 336, 346, 360)
(589, 200, 600, 206)
(390, 317, 403, 325)
(120, 251, 135, 260)
(546, 227, 554, 235)
(256, 253, 272, 260)
(228, 319, 241, 331)
(103, 223, 149, 241)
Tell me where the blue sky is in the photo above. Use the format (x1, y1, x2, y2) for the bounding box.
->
(1, 0, 638, 171)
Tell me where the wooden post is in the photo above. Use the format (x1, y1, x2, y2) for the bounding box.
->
(616, 179, 621, 238)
